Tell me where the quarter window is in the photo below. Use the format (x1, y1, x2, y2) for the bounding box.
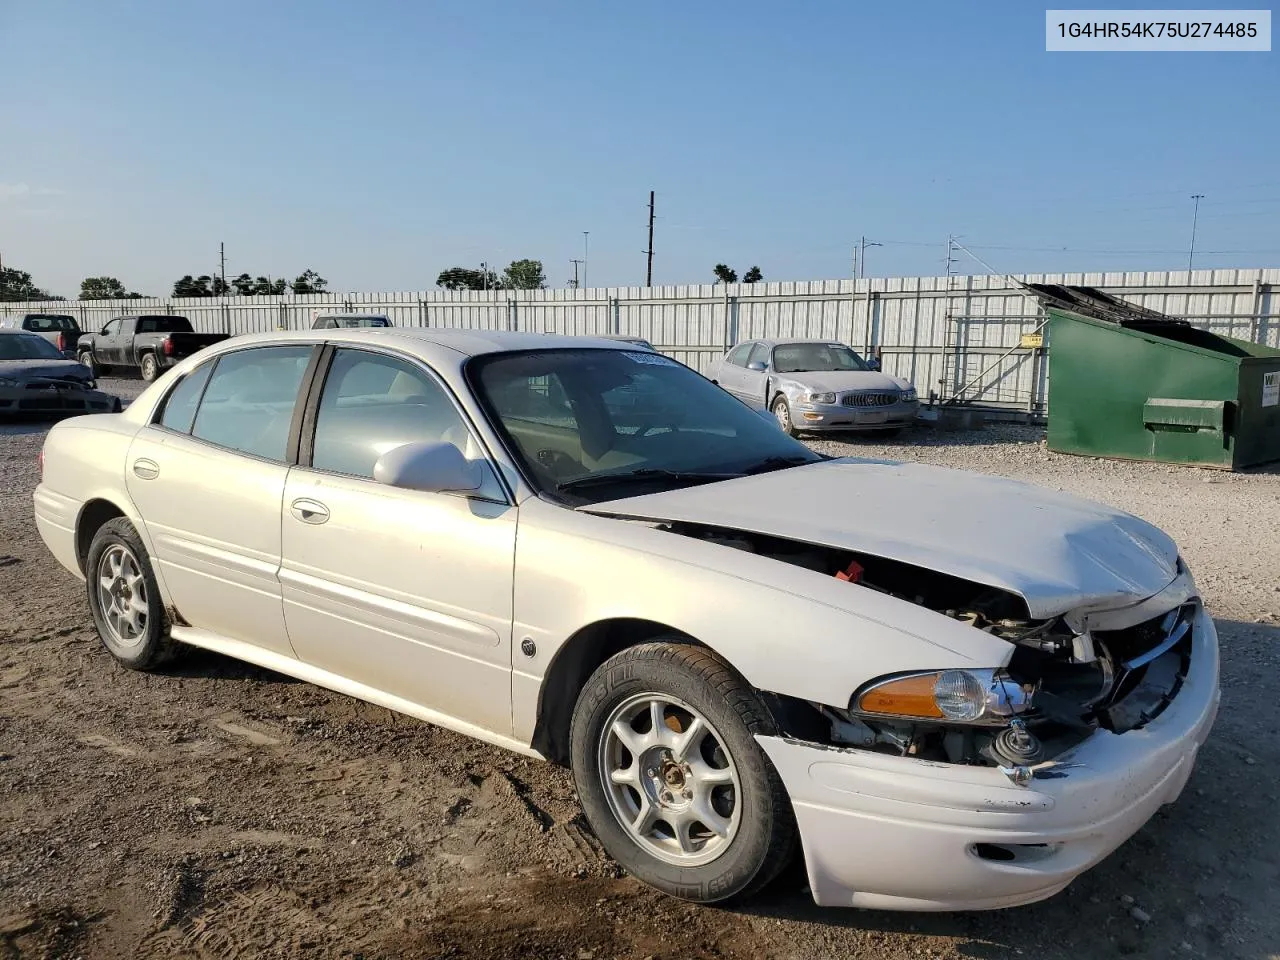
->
(158, 361, 214, 434)
(190, 346, 313, 461)
(310, 349, 473, 480)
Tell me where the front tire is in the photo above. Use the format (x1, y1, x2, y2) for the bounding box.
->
(570, 642, 796, 904)
(79, 352, 98, 378)
(140, 353, 159, 382)
(85, 517, 177, 670)
(770, 395, 795, 436)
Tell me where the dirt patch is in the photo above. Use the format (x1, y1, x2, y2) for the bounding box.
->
(2, 397, 1279, 958)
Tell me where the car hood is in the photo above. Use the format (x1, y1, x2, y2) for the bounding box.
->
(777, 370, 910, 393)
(582, 458, 1179, 619)
(0, 359, 92, 382)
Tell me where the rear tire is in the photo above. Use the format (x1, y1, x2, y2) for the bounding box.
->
(570, 642, 797, 904)
(140, 353, 159, 382)
(85, 517, 178, 670)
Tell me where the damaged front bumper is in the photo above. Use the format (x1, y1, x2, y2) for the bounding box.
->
(758, 602, 1219, 911)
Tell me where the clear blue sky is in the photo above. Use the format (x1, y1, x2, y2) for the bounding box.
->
(2, 1, 1276, 297)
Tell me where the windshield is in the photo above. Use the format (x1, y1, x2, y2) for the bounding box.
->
(25, 315, 80, 333)
(471, 348, 821, 503)
(772, 342, 869, 373)
(135, 317, 191, 333)
(0, 334, 67, 361)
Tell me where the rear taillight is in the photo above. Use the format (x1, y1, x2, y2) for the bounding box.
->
(57, 333, 67, 352)
(163, 337, 174, 356)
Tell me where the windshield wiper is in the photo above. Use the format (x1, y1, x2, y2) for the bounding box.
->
(740, 455, 820, 475)
(557, 468, 741, 494)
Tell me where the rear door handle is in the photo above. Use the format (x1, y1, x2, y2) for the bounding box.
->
(290, 498, 330, 524)
(132, 458, 159, 480)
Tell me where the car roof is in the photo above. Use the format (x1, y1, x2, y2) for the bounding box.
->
(745, 338, 853, 349)
(203, 327, 638, 359)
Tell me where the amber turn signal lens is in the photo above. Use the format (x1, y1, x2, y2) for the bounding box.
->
(857, 673, 945, 719)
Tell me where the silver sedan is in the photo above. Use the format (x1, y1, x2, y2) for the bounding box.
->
(708, 338, 918, 436)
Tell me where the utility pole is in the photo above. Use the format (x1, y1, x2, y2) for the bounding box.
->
(582, 232, 590, 289)
(858, 236, 882, 280)
(481, 261, 489, 292)
(1188, 194, 1205, 272)
(219, 242, 227, 294)
(644, 190, 655, 286)
(570, 259, 583, 288)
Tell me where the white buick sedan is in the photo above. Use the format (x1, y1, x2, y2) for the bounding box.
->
(33, 329, 1219, 910)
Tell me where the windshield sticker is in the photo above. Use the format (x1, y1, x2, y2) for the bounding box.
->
(624, 351, 676, 366)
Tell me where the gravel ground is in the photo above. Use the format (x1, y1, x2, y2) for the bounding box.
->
(2, 382, 1278, 959)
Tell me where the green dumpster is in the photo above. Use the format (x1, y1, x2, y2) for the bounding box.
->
(1029, 283, 1280, 470)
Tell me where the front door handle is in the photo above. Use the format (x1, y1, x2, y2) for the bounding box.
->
(290, 498, 330, 524)
(132, 458, 159, 480)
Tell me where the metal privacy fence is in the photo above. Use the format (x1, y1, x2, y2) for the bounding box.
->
(9, 267, 1278, 414)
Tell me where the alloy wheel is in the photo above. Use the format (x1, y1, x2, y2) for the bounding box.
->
(96, 544, 148, 648)
(598, 693, 741, 867)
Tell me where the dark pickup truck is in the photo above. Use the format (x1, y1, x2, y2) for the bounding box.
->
(76, 315, 229, 381)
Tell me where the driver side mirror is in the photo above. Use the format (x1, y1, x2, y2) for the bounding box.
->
(373, 441, 482, 493)
(746, 360, 767, 372)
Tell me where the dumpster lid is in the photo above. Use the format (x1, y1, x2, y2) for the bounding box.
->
(1025, 283, 1191, 331)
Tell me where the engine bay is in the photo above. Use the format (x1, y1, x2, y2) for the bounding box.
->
(662, 521, 1195, 770)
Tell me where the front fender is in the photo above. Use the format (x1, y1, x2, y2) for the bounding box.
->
(510, 498, 1011, 743)
(776, 379, 809, 403)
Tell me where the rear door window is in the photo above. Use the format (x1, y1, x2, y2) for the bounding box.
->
(190, 346, 314, 461)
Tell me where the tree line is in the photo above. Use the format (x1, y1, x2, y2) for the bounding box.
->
(172, 269, 327, 297)
(713, 264, 763, 284)
(4, 256, 761, 302)
(435, 259, 547, 290)
(1, 265, 330, 301)
(0, 266, 61, 301)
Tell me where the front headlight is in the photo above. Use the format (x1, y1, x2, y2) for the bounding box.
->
(806, 391, 837, 404)
(853, 668, 1031, 725)
(901, 387, 918, 402)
